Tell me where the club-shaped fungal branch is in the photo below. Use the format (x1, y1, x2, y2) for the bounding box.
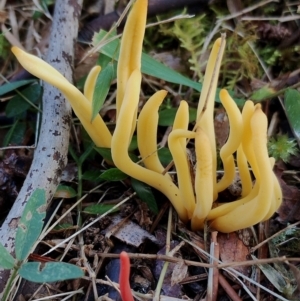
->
(168, 129, 196, 218)
(137, 90, 172, 180)
(216, 89, 243, 193)
(196, 36, 226, 201)
(173, 101, 190, 149)
(84, 65, 101, 103)
(191, 126, 213, 231)
(116, 0, 147, 120)
(11, 47, 112, 149)
(119, 251, 134, 301)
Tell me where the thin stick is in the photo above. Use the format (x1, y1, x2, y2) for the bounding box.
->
(97, 252, 300, 269)
(250, 221, 300, 252)
(153, 207, 173, 300)
(218, 273, 242, 301)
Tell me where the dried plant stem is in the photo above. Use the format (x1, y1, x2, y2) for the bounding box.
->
(207, 232, 219, 301)
(218, 274, 242, 301)
(98, 252, 300, 269)
(251, 220, 300, 252)
(153, 207, 173, 301)
(0, 0, 83, 295)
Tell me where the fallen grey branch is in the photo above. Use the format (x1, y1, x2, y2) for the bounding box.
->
(0, 0, 83, 295)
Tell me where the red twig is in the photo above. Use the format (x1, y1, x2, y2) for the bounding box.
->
(119, 251, 134, 301)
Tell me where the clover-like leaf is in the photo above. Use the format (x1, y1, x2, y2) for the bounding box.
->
(0, 243, 15, 269)
(19, 262, 83, 283)
(15, 189, 46, 261)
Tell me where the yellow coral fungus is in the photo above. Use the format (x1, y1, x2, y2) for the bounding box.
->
(11, 0, 282, 233)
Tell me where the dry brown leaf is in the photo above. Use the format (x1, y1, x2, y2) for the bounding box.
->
(214, 107, 229, 150)
(218, 232, 250, 275)
(134, 199, 153, 229)
(171, 260, 188, 286)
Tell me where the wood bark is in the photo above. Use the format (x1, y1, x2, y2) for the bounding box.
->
(0, 0, 83, 295)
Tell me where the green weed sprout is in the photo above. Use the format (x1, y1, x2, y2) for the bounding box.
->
(268, 135, 298, 163)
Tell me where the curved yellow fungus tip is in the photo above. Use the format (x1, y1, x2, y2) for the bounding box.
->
(12, 47, 112, 148)
(137, 90, 171, 179)
(196, 36, 226, 201)
(173, 101, 190, 150)
(168, 129, 196, 218)
(11, 46, 66, 81)
(241, 100, 259, 180)
(217, 89, 243, 192)
(116, 0, 148, 118)
(84, 65, 101, 102)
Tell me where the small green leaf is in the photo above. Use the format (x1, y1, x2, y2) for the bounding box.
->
(79, 143, 95, 165)
(97, 53, 113, 68)
(54, 185, 77, 198)
(3, 120, 26, 146)
(91, 62, 116, 121)
(158, 107, 197, 126)
(189, 107, 197, 123)
(128, 135, 138, 151)
(0, 243, 15, 269)
(100, 168, 128, 181)
(131, 178, 158, 214)
(53, 223, 74, 231)
(285, 89, 300, 140)
(6, 94, 30, 118)
(0, 80, 36, 96)
(5, 84, 42, 118)
(0, 34, 10, 59)
(158, 108, 178, 126)
(19, 262, 83, 283)
(157, 147, 173, 166)
(94, 147, 113, 161)
(250, 86, 276, 102)
(82, 170, 103, 181)
(129, 152, 139, 163)
(83, 204, 118, 215)
(252, 255, 287, 293)
(15, 189, 46, 261)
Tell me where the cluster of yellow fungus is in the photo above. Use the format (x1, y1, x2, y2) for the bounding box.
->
(12, 0, 282, 233)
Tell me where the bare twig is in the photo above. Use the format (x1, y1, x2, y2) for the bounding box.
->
(207, 232, 219, 301)
(218, 274, 242, 301)
(251, 221, 300, 253)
